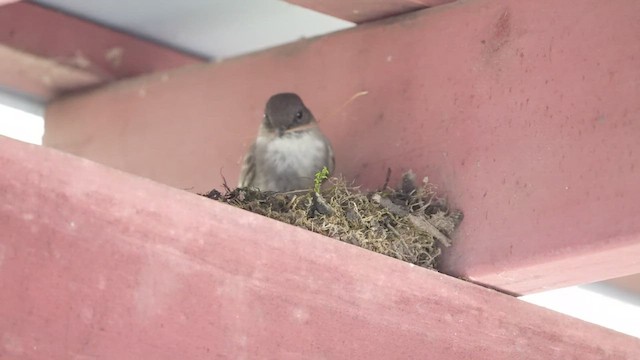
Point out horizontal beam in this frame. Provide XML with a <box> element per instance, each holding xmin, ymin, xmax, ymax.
<box><xmin>44</xmin><ymin>0</ymin><xmax>640</xmax><ymax>295</ymax></box>
<box><xmin>0</xmin><ymin>2</ymin><xmax>203</xmax><ymax>100</ymax></box>
<box><xmin>287</xmin><ymin>0</ymin><xmax>455</xmax><ymax>23</ymax></box>
<box><xmin>1</xmin><ymin>135</ymin><xmax>639</xmax><ymax>358</ymax></box>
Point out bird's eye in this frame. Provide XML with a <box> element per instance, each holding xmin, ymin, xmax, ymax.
<box><xmin>295</xmin><ymin>111</ymin><xmax>303</xmax><ymax>120</ymax></box>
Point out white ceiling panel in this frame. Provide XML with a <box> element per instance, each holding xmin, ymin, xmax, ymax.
<box><xmin>33</xmin><ymin>0</ymin><xmax>353</xmax><ymax>60</ymax></box>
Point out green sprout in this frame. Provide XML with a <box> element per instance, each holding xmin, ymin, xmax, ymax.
<box><xmin>314</xmin><ymin>166</ymin><xmax>330</xmax><ymax>193</ymax></box>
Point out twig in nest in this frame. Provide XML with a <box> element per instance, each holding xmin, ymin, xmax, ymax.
<box><xmin>308</xmin><ymin>192</ymin><xmax>334</xmax><ymax>218</ymax></box>
<box><xmin>371</xmin><ymin>194</ymin><xmax>408</xmax><ymax>216</ymax></box>
<box><xmin>279</xmin><ymin>189</ymin><xmax>311</xmax><ymax>196</ymax></box>
<box><xmin>220</xmin><ymin>168</ymin><xmax>231</xmax><ymax>193</ymax></box>
<box><xmin>382</xmin><ymin>168</ymin><xmax>392</xmax><ymax>190</ymax></box>
<box><xmin>385</xmin><ymin>223</ymin><xmax>401</xmax><ymax>237</ymax></box>
<box><xmin>407</xmin><ymin>215</ymin><xmax>452</xmax><ymax>247</ymax></box>
<box><xmin>372</xmin><ymin>193</ymin><xmax>452</xmax><ymax>247</ymax></box>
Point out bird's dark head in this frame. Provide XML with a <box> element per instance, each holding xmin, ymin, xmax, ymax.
<box><xmin>264</xmin><ymin>93</ymin><xmax>315</xmax><ymax>135</ymax></box>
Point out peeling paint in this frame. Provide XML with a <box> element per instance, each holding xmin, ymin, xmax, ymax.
<box><xmin>105</xmin><ymin>47</ymin><xmax>124</xmax><ymax>68</ymax></box>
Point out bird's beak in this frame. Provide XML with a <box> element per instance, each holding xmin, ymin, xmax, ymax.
<box><xmin>283</xmin><ymin>122</ymin><xmax>316</xmax><ymax>135</ymax></box>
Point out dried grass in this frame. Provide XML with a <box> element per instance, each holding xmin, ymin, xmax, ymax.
<box><xmin>202</xmin><ymin>172</ymin><xmax>462</xmax><ymax>269</ymax></box>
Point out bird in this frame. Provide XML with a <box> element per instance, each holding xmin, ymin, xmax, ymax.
<box><xmin>238</xmin><ymin>93</ymin><xmax>334</xmax><ymax>192</ymax></box>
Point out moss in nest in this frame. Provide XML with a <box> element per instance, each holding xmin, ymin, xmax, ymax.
<box><xmin>202</xmin><ymin>171</ymin><xmax>462</xmax><ymax>269</ymax></box>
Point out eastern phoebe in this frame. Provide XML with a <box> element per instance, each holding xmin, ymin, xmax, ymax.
<box><xmin>239</xmin><ymin>93</ymin><xmax>334</xmax><ymax>192</ymax></box>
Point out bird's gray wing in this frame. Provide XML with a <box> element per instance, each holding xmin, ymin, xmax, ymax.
<box><xmin>238</xmin><ymin>143</ymin><xmax>257</xmax><ymax>188</ymax></box>
<box><xmin>325</xmin><ymin>139</ymin><xmax>335</xmax><ymax>174</ymax></box>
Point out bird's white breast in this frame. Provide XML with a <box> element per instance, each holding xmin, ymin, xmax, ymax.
<box><xmin>263</xmin><ymin>131</ymin><xmax>327</xmax><ymax>175</ymax></box>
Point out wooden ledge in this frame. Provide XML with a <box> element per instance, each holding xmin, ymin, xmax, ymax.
<box><xmin>2</xmin><ymin>135</ymin><xmax>640</xmax><ymax>358</ymax></box>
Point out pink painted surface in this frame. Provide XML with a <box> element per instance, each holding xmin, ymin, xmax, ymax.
<box><xmin>286</xmin><ymin>0</ymin><xmax>455</xmax><ymax>23</ymax></box>
<box><xmin>1</xmin><ymin>135</ymin><xmax>639</xmax><ymax>359</ymax></box>
<box><xmin>45</xmin><ymin>0</ymin><xmax>640</xmax><ymax>295</ymax></box>
<box><xmin>0</xmin><ymin>0</ymin><xmax>19</xmax><ymax>6</ymax></box>
<box><xmin>0</xmin><ymin>44</ymin><xmax>103</xmax><ymax>99</ymax></box>
<box><xmin>0</xmin><ymin>2</ymin><xmax>203</xmax><ymax>99</ymax></box>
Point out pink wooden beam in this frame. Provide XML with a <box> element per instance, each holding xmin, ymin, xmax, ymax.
<box><xmin>605</xmin><ymin>274</ymin><xmax>640</xmax><ymax>294</ymax></box>
<box><xmin>0</xmin><ymin>44</ymin><xmax>103</xmax><ymax>99</ymax></box>
<box><xmin>0</xmin><ymin>2</ymin><xmax>203</xmax><ymax>100</ymax></box>
<box><xmin>287</xmin><ymin>0</ymin><xmax>455</xmax><ymax>23</ymax></box>
<box><xmin>1</xmin><ymin>135</ymin><xmax>639</xmax><ymax>359</ymax></box>
<box><xmin>44</xmin><ymin>0</ymin><xmax>640</xmax><ymax>295</ymax></box>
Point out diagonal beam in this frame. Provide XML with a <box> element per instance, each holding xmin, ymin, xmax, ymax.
<box><xmin>0</xmin><ymin>43</ymin><xmax>103</xmax><ymax>100</ymax></box>
<box><xmin>44</xmin><ymin>0</ymin><xmax>640</xmax><ymax>295</ymax></box>
<box><xmin>0</xmin><ymin>2</ymin><xmax>203</xmax><ymax>100</ymax></box>
<box><xmin>1</xmin><ymin>135</ymin><xmax>639</xmax><ymax>358</ymax></box>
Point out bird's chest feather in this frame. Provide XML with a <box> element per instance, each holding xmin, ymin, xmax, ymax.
<box><xmin>259</xmin><ymin>132</ymin><xmax>326</xmax><ymax>175</ymax></box>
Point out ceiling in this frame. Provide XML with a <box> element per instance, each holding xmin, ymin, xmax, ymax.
<box><xmin>32</xmin><ymin>0</ymin><xmax>354</xmax><ymax>60</ymax></box>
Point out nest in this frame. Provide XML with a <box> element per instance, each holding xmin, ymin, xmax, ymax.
<box><xmin>202</xmin><ymin>171</ymin><xmax>463</xmax><ymax>269</ymax></box>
